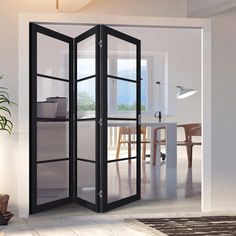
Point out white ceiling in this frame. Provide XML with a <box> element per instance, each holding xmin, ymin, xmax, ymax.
<box><xmin>188</xmin><ymin>0</ymin><xmax>236</xmax><ymax>17</ymax></box>
<box><xmin>57</xmin><ymin>0</ymin><xmax>93</xmax><ymax>12</ymax></box>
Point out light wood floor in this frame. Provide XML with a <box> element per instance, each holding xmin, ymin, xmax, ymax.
<box><xmin>1</xmin><ymin>147</ymin><xmax>202</xmax><ymax>235</ymax></box>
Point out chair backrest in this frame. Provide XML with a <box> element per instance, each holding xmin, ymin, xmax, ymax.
<box><xmin>189</xmin><ymin>126</ymin><xmax>201</xmax><ymax>136</ymax></box>
<box><xmin>177</xmin><ymin>123</ymin><xmax>201</xmax><ymax>141</ymax></box>
<box><xmin>120</xmin><ymin>126</ymin><xmax>146</xmax><ymax>135</ymax></box>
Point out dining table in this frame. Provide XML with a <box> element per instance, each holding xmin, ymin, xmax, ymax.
<box><xmin>108</xmin><ymin>121</ymin><xmax>177</xmax><ymax>168</ymax></box>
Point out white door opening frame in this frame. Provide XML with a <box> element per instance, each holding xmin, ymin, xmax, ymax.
<box><xmin>18</xmin><ymin>13</ymin><xmax>211</xmax><ymax>217</ymax></box>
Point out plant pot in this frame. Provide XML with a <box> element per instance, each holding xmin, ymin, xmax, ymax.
<box><xmin>0</xmin><ymin>194</ymin><xmax>13</xmax><ymax>225</ymax></box>
<box><xmin>0</xmin><ymin>194</ymin><xmax>9</xmax><ymax>214</ymax></box>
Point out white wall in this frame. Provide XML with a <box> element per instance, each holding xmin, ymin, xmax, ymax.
<box><xmin>81</xmin><ymin>0</ymin><xmax>187</xmax><ymax>17</ymax></box>
<box><xmin>211</xmin><ymin>7</ymin><xmax>236</xmax><ymax>211</ymax></box>
<box><xmin>19</xmin><ymin>14</ymin><xmax>211</xmax><ymax>217</ymax></box>
<box><xmin>0</xmin><ymin>0</ymin><xmax>187</xmax><ymax>215</ymax></box>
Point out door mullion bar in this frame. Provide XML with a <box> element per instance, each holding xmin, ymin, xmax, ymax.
<box><xmin>96</xmin><ymin>25</ymin><xmax>101</xmax><ymax>212</ymax></box>
<box><xmin>99</xmin><ymin>25</ymin><xmax>108</xmax><ymax>212</ymax></box>
<box><xmin>68</xmin><ymin>36</ymin><xmax>74</xmax><ymax>202</ymax></box>
<box><xmin>37</xmin><ymin>73</ymin><xmax>69</xmax><ymax>82</ymax></box>
<box><xmin>136</xmin><ymin>39</ymin><xmax>141</xmax><ymax>200</ymax></box>
<box><xmin>29</xmin><ymin>23</ymin><xmax>38</xmax><ymax>214</ymax></box>
<box><xmin>73</xmin><ymin>38</ymin><xmax>78</xmax><ymax>202</ymax></box>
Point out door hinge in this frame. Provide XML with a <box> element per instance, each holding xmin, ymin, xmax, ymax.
<box><xmin>99</xmin><ymin>190</ymin><xmax>103</xmax><ymax>198</ymax></box>
<box><xmin>99</xmin><ymin>118</ymin><xmax>103</xmax><ymax>126</ymax></box>
<box><xmin>98</xmin><ymin>40</ymin><xmax>103</xmax><ymax>48</ymax></box>
<box><xmin>138</xmin><ymin>114</ymin><xmax>141</xmax><ymax>125</ymax></box>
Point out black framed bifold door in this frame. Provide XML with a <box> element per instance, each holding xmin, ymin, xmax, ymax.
<box><xmin>100</xmin><ymin>26</ymin><xmax>141</xmax><ymax>212</ymax></box>
<box><xmin>30</xmin><ymin>24</ymin><xmax>141</xmax><ymax>214</ymax></box>
<box><xmin>74</xmin><ymin>26</ymin><xmax>100</xmax><ymax>212</ymax></box>
<box><xmin>30</xmin><ymin>23</ymin><xmax>74</xmax><ymax>214</ymax></box>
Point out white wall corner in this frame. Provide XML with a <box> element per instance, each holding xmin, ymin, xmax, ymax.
<box><xmin>201</xmin><ymin>19</ymin><xmax>212</xmax><ymax>212</ymax></box>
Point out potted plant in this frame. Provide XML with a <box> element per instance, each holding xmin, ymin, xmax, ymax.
<box><xmin>0</xmin><ymin>75</ymin><xmax>14</xmax><ymax>225</ymax></box>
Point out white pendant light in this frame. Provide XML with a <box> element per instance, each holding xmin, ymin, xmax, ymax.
<box><xmin>176</xmin><ymin>86</ymin><xmax>197</xmax><ymax>99</ymax></box>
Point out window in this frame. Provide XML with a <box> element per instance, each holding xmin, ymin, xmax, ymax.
<box><xmin>116</xmin><ymin>59</ymin><xmax>148</xmax><ymax>112</ymax></box>
<box><xmin>77</xmin><ymin>56</ymin><xmax>153</xmax><ymax>115</ymax></box>
<box><xmin>108</xmin><ymin>57</ymin><xmax>150</xmax><ymax>114</ymax></box>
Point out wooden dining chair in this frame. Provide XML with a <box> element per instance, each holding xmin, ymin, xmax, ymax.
<box><xmin>116</xmin><ymin>126</ymin><xmax>149</xmax><ymax>163</ymax></box>
<box><xmin>153</xmin><ymin>123</ymin><xmax>201</xmax><ymax>168</ymax></box>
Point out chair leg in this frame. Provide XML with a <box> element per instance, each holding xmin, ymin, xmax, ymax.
<box><xmin>142</xmin><ymin>143</ymin><xmax>146</xmax><ymax>161</ymax></box>
<box><xmin>128</xmin><ymin>142</ymin><xmax>131</xmax><ymax>164</ymax></box>
<box><xmin>153</xmin><ymin>142</ymin><xmax>157</xmax><ymax>166</ymax></box>
<box><xmin>186</xmin><ymin>145</ymin><xmax>193</xmax><ymax>168</ymax></box>
<box><xmin>116</xmin><ymin>129</ymin><xmax>122</xmax><ymax>160</ymax></box>
<box><xmin>127</xmin><ymin>132</ymin><xmax>132</xmax><ymax>163</ymax></box>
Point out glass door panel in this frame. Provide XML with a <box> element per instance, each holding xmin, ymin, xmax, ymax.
<box><xmin>77</xmin><ymin>161</ymin><xmax>96</xmax><ymax>203</ymax></box>
<box><xmin>75</xmin><ymin>26</ymin><xmax>99</xmax><ymax>212</ymax></box>
<box><xmin>107</xmin><ymin>35</ymin><xmax>137</xmax><ymax>81</ymax></box>
<box><xmin>37</xmin><ymin>33</ymin><xmax>70</xmax><ymax>80</ymax></box>
<box><xmin>30</xmin><ymin>23</ymin><xmax>73</xmax><ymax>213</ymax></box>
<box><xmin>77</xmin><ymin>78</ymin><xmax>96</xmax><ymax>119</ymax></box>
<box><xmin>77</xmin><ymin>34</ymin><xmax>96</xmax><ymax>80</ymax></box>
<box><xmin>107</xmin><ymin>159</ymin><xmax>137</xmax><ymax>203</ymax></box>
<box><xmin>107</xmin><ymin>78</ymin><xmax>137</xmax><ymax>119</ymax></box>
<box><xmin>37</xmin><ymin>161</ymin><xmax>69</xmax><ymax>205</ymax></box>
<box><xmin>101</xmin><ymin>26</ymin><xmax>141</xmax><ymax>212</ymax></box>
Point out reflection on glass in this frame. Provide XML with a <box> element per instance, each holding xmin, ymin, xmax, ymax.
<box><xmin>37</xmin><ymin>161</ymin><xmax>69</xmax><ymax>205</ymax></box>
<box><xmin>77</xmin><ymin>121</ymin><xmax>95</xmax><ymax>161</ymax></box>
<box><xmin>107</xmin><ymin>121</ymin><xmax>137</xmax><ymax>161</ymax></box>
<box><xmin>37</xmin><ymin>122</ymin><xmax>69</xmax><ymax>162</ymax></box>
<box><xmin>37</xmin><ymin>33</ymin><xmax>69</xmax><ymax>79</ymax></box>
<box><xmin>37</xmin><ymin>76</ymin><xmax>69</xmax><ymax>119</ymax></box>
<box><xmin>77</xmin><ymin>161</ymin><xmax>95</xmax><ymax>203</ymax></box>
<box><xmin>77</xmin><ymin>35</ymin><xmax>95</xmax><ymax>79</ymax></box>
<box><xmin>108</xmin><ymin>35</ymin><xmax>136</xmax><ymax>81</ymax></box>
<box><xmin>141</xmin><ymin>59</ymin><xmax>148</xmax><ymax>111</ymax></box>
<box><xmin>77</xmin><ymin>78</ymin><xmax>95</xmax><ymax>119</ymax></box>
<box><xmin>107</xmin><ymin>160</ymin><xmax>137</xmax><ymax>203</ymax></box>
<box><xmin>117</xmin><ymin>59</ymin><xmax>136</xmax><ymax>80</ymax></box>
<box><xmin>108</xmin><ymin>78</ymin><xmax>136</xmax><ymax>118</ymax></box>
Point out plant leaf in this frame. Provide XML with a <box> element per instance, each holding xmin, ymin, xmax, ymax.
<box><xmin>0</xmin><ymin>90</ymin><xmax>9</xmax><ymax>97</ymax></box>
<box><xmin>0</xmin><ymin>106</ymin><xmax>11</xmax><ymax>116</ymax></box>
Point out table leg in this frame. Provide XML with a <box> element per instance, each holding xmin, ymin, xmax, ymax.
<box><xmin>165</xmin><ymin>123</ymin><xmax>177</xmax><ymax>168</ymax></box>
<box><xmin>150</xmin><ymin>127</ymin><xmax>161</xmax><ymax>166</ymax></box>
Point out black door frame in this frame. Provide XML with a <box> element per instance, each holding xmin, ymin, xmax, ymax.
<box><xmin>99</xmin><ymin>26</ymin><xmax>141</xmax><ymax>212</ymax></box>
<box><xmin>29</xmin><ymin>23</ymin><xmax>74</xmax><ymax>214</ymax></box>
<box><xmin>30</xmin><ymin>23</ymin><xmax>141</xmax><ymax>214</ymax></box>
<box><xmin>74</xmin><ymin>25</ymin><xmax>100</xmax><ymax>212</ymax></box>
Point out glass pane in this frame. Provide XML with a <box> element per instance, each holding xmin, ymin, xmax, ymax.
<box><xmin>37</xmin><ymin>33</ymin><xmax>69</xmax><ymax>79</ymax></box>
<box><xmin>37</xmin><ymin>76</ymin><xmax>69</xmax><ymax>119</ymax></box>
<box><xmin>107</xmin><ymin>120</ymin><xmax>137</xmax><ymax>161</ymax></box>
<box><xmin>108</xmin><ymin>78</ymin><xmax>136</xmax><ymax>118</ymax></box>
<box><xmin>37</xmin><ymin>122</ymin><xmax>69</xmax><ymax>162</ymax></box>
<box><xmin>77</xmin><ymin>35</ymin><xmax>95</xmax><ymax>80</ymax></box>
<box><xmin>77</xmin><ymin>161</ymin><xmax>95</xmax><ymax>203</ymax></box>
<box><xmin>107</xmin><ymin>159</ymin><xmax>137</xmax><ymax>203</ymax></box>
<box><xmin>77</xmin><ymin>78</ymin><xmax>95</xmax><ymax>119</ymax></box>
<box><xmin>108</xmin><ymin>35</ymin><xmax>136</xmax><ymax>81</ymax></box>
<box><xmin>77</xmin><ymin>121</ymin><xmax>95</xmax><ymax>161</ymax></box>
<box><xmin>37</xmin><ymin>161</ymin><xmax>69</xmax><ymax>205</ymax></box>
